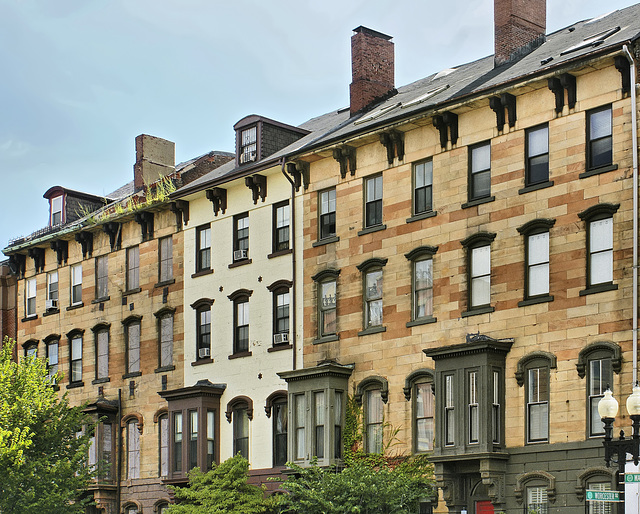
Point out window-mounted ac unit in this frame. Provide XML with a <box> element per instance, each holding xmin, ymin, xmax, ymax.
<box><xmin>240</xmin><ymin>151</ymin><xmax>257</xmax><ymax>164</ymax></box>
<box><xmin>234</xmin><ymin>249</ymin><xmax>248</xmax><ymax>261</ymax></box>
<box><xmin>273</xmin><ymin>333</ymin><xmax>289</xmax><ymax>345</ymax></box>
<box><xmin>199</xmin><ymin>347</ymin><xmax>210</xmax><ymax>359</ymax></box>
<box><xmin>45</xmin><ymin>299</ymin><xmax>58</xmax><ymax>311</ymax></box>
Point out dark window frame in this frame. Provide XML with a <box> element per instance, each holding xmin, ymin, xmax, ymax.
<box><xmin>318</xmin><ymin>188</ymin><xmax>337</xmax><ymax>241</ymax></box>
<box><xmin>233</xmin><ymin>296</ymin><xmax>250</xmax><ymax>354</ymax></box>
<box><xmin>126</xmin><ymin>246</ymin><xmax>140</xmax><ymax>292</ymax></box>
<box><xmin>586</xmin><ymin>104</ymin><xmax>613</xmax><ymax>171</ymax></box>
<box><xmin>468</xmin><ymin>141</ymin><xmax>491</xmax><ymax>202</ymax></box>
<box><xmin>272</xmin><ymin>201</ymin><xmax>290</xmax><ymax>253</ymax></box>
<box><xmin>123</xmin><ymin>316</ymin><xmax>142</xmax><ymax>376</ymax></box>
<box><xmin>524</xmin><ymin>357</ymin><xmax>551</xmax><ymax>444</ymax></box>
<box><xmin>92</xmin><ymin>323</ymin><xmax>110</xmax><ymax>382</ymax></box>
<box><xmin>159</xmin><ymin>236</ymin><xmax>173</xmax><ymax>283</ymax></box>
<box><xmin>68</xmin><ymin>329</ymin><xmax>84</xmax><ymax>384</ymax></box>
<box><xmin>196</xmin><ymin>304</ymin><xmax>212</xmax><ymax>361</ymax></box>
<box><xmin>525</xmin><ymin>124</ymin><xmax>550</xmax><ymax>187</ymax></box>
<box><xmin>312</xmin><ymin>269</ymin><xmax>340</xmax><ymax>340</ymax></box>
<box><xmin>461</xmin><ymin>232</ymin><xmax>496</xmax><ymax>314</ymax></box>
<box><xmin>155</xmin><ymin>308</ymin><xmax>175</xmax><ymax>369</ymax></box>
<box><xmin>517</xmin><ymin>219</ymin><xmax>555</xmax><ymax>303</ymax></box>
<box><xmin>196</xmin><ymin>224</ymin><xmax>211</xmax><ymax>273</ymax></box>
<box><xmin>357</xmin><ymin>258</ymin><xmax>388</xmax><ymax>331</ymax></box>
<box><xmin>70</xmin><ymin>263</ymin><xmax>82</xmax><ymax>305</ymax></box>
<box><xmin>363</xmin><ymin>174</ymin><xmax>383</xmax><ymax>229</ymax></box>
<box><xmin>233</xmin><ymin>213</ymin><xmax>249</xmax><ymax>261</ymax></box>
<box><xmin>405</xmin><ymin>246</ymin><xmax>438</xmax><ymax>324</ymax></box>
<box><xmin>95</xmin><ymin>255</ymin><xmax>108</xmax><ymax>299</ymax></box>
<box><xmin>413</xmin><ymin>159</ymin><xmax>433</xmax><ymax>216</ymax></box>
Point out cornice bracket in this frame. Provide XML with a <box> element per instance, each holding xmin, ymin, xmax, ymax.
<box><xmin>333</xmin><ymin>146</ymin><xmax>357</xmax><ymax>179</ymax></box>
<box><xmin>134</xmin><ymin>211</ymin><xmax>154</xmax><ymax>241</ymax></box>
<box><xmin>245</xmin><ymin>174</ymin><xmax>267</xmax><ymax>204</ymax></box>
<box><xmin>74</xmin><ymin>231</ymin><xmax>94</xmax><ymax>259</ymax></box>
<box><xmin>206</xmin><ymin>188</ymin><xmax>227</xmax><ymax>216</ymax></box>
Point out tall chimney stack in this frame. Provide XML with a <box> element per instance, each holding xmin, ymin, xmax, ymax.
<box><xmin>133</xmin><ymin>134</ymin><xmax>175</xmax><ymax>191</ymax></box>
<box><xmin>494</xmin><ymin>0</ymin><xmax>546</xmax><ymax>67</ymax></box>
<box><xmin>349</xmin><ymin>26</ymin><xmax>395</xmax><ymax>116</ymax></box>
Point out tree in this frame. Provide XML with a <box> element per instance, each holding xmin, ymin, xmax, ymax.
<box><xmin>0</xmin><ymin>337</ymin><xmax>94</xmax><ymax>514</ymax></box>
<box><xmin>167</xmin><ymin>453</ymin><xmax>274</xmax><ymax>514</ymax></box>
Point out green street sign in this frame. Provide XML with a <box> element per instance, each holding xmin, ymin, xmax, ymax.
<box><xmin>626</xmin><ymin>473</ymin><xmax>640</xmax><ymax>483</ymax></box>
<box><xmin>586</xmin><ymin>490</ymin><xmax>622</xmax><ymax>502</ymax></box>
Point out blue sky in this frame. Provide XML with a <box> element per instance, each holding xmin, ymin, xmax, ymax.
<box><xmin>0</xmin><ymin>0</ymin><xmax>635</xmax><ymax>250</ymax></box>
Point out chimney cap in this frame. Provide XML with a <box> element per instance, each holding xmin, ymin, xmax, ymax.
<box><xmin>352</xmin><ymin>26</ymin><xmax>393</xmax><ymax>41</ymax></box>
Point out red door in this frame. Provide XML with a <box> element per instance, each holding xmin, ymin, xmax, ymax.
<box><xmin>475</xmin><ymin>501</ymin><xmax>494</xmax><ymax>514</ymax></box>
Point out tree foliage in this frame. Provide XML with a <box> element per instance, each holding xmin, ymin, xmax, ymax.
<box><xmin>0</xmin><ymin>337</ymin><xmax>94</xmax><ymax>514</ymax></box>
<box><xmin>167</xmin><ymin>453</ymin><xmax>275</xmax><ymax>514</ymax></box>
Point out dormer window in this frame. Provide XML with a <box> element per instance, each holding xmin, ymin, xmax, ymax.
<box><xmin>51</xmin><ymin>195</ymin><xmax>63</xmax><ymax>226</ymax></box>
<box><xmin>240</xmin><ymin>127</ymin><xmax>257</xmax><ymax>164</ymax></box>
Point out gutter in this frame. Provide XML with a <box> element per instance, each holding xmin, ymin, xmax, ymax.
<box><xmin>280</xmin><ymin>158</ymin><xmax>297</xmax><ymax>371</ymax></box>
<box><xmin>116</xmin><ymin>389</ymin><xmax>122</xmax><ymax>514</ymax></box>
<box><xmin>623</xmin><ymin>44</ymin><xmax>639</xmax><ymax>385</ymax></box>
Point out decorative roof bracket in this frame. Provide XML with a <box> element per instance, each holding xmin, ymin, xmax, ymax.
<box><xmin>333</xmin><ymin>146</ymin><xmax>356</xmax><ymax>179</ymax></box>
<box><xmin>8</xmin><ymin>254</ymin><xmax>26</xmax><ymax>278</ymax></box>
<box><xmin>75</xmin><ymin>231</ymin><xmax>94</xmax><ymax>259</ymax></box>
<box><xmin>433</xmin><ymin>111</ymin><xmax>458</xmax><ymax>149</ymax></box>
<box><xmin>245</xmin><ymin>174</ymin><xmax>267</xmax><ymax>204</ymax></box>
<box><xmin>548</xmin><ymin>73</ymin><xmax>576</xmax><ymax>113</ymax></box>
<box><xmin>134</xmin><ymin>211</ymin><xmax>154</xmax><ymax>241</ymax></box>
<box><xmin>50</xmin><ymin>239</ymin><xmax>68</xmax><ymax>266</ymax></box>
<box><xmin>103</xmin><ymin>222</ymin><xmax>122</xmax><ymax>251</ymax></box>
<box><xmin>27</xmin><ymin>247</ymin><xmax>45</xmax><ymax>273</ymax></box>
<box><xmin>206</xmin><ymin>188</ymin><xmax>227</xmax><ymax>216</ymax></box>
<box><xmin>489</xmin><ymin>93</ymin><xmax>516</xmax><ymax>130</ymax></box>
<box><xmin>615</xmin><ymin>55</ymin><xmax>631</xmax><ymax>95</ymax></box>
<box><xmin>170</xmin><ymin>200</ymin><xmax>189</xmax><ymax>229</ymax></box>
<box><xmin>286</xmin><ymin>161</ymin><xmax>310</xmax><ymax>192</ymax></box>
<box><xmin>379</xmin><ymin>130</ymin><xmax>405</xmax><ymax>165</ymax></box>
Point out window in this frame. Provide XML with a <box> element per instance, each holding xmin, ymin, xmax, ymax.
<box><xmin>518</xmin><ymin>220</ymin><xmax>555</xmax><ymax>303</ymax></box>
<box><xmin>527</xmin><ymin>486</ymin><xmax>548</xmax><ymax>514</ymax></box>
<box><xmin>240</xmin><ymin>126</ymin><xmax>257</xmax><ymax>164</ymax></box>
<box><xmin>173</xmin><ymin>412</ymin><xmax>183</xmax><ymax>472</ymax></box>
<box><xmin>95</xmin><ymin>256</ymin><xmax>108</xmax><ymax>299</ymax></box>
<box><xmin>51</xmin><ymin>195</ymin><xmax>63</xmax><ymax>226</ymax></box>
<box><xmin>233</xmin><ymin>404</ymin><xmax>249</xmax><ymax>459</ymax></box>
<box><xmin>189</xmin><ymin>410</ymin><xmax>198</xmax><ymax>471</ymax></box>
<box><xmin>334</xmin><ymin>391</ymin><xmax>343</xmax><ymax>459</ymax></box>
<box><xmin>294</xmin><ymin>394</ymin><xmax>305</xmax><ymax>460</ymax></box>
<box><xmin>364</xmin><ymin>175</ymin><xmax>383</xmax><ymax>228</ymax></box>
<box><xmin>272</xmin><ymin>398</ymin><xmax>288</xmax><ymax>467</ymax></box>
<box><xmin>492</xmin><ymin>370</ymin><xmax>500</xmax><ymax>444</ymax></box>
<box><xmin>579</xmin><ymin>204</ymin><xmax>619</xmax><ymax>293</ymax></box>
<box><xmin>70</xmin><ymin>334</ymin><xmax>83</xmax><ymax>383</ymax></box>
<box><xmin>414</xmin><ymin>258</ymin><xmax>433</xmax><ymax>319</ymax></box>
<box><xmin>461</xmin><ymin>233</ymin><xmax>496</xmax><ymax>314</ymax></box>
<box><xmin>587</xmin><ymin>105</ymin><xmax>612</xmax><ymax>170</ymax></box>
<box><xmin>71</xmin><ymin>264</ymin><xmax>82</xmax><ymax>305</ymax></box>
<box><xmin>24</xmin><ymin>340</ymin><xmax>37</xmax><ymax>358</ymax></box>
<box><xmin>314</xmin><ymin>391</ymin><xmax>325</xmax><ymax>458</ymax></box>
<box><xmin>46</xmin><ymin>338</ymin><xmax>59</xmax><ymax>380</ymax></box>
<box><xmin>95</xmin><ymin>328</ymin><xmax>109</xmax><ymax>381</ymax></box>
<box><xmin>196</xmin><ymin>225</ymin><xmax>211</xmax><ymax>272</ymax></box>
<box><xmin>525</xmin><ymin>124</ymin><xmax>549</xmax><ymax>186</ymax></box>
<box><xmin>318</xmin><ymin>188</ymin><xmax>336</xmax><ymax>240</ymax></box>
<box><xmin>273</xmin><ymin>289</ymin><xmax>290</xmax><ymax>343</ymax></box>
<box><xmin>127</xmin><ymin>421</ymin><xmax>140</xmax><ymax>479</ymax></box>
<box><xmin>312</xmin><ymin>269</ymin><xmax>339</xmax><ymax>339</ymax></box>
<box><xmin>159</xmin><ymin>414</ymin><xmax>169</xmax><ymax>477</ymax></box>
<box><xmin>25</xmin><ymin>278</ymin><xmax>36</xmax><ymax>317</ymax></box>
<box><xmin>413</xmin><ymin>159</ymin><xmax>433</xmax><ymax>215</ymax></box>
<box><xmin>233</xmin><ymin>213</ymin><xmax>249</xmax><ymax>261</ymax></box>
<box><xmin>273</xmin><ymin>202</ymin><xmax>290</xmax><ymax>252</ymax></box>
<box><xmin>47</xmin><ymin>271</ymin><xmax>58</xmax><ymax>303</ymax></box>
<box><xmin>206</xmin><ymin>410</ymin><xmax>215</xmax><ymax>469</ymax></box>
<box><xmin>587</xmin><ymin>482</ymin><xmax>612</xmax><ymax>514</ymax></box>
<box><xmin>588</xmin><ymin>358</ymin><xmax>612</xmax><ymax>436</ymax></box>
<box><xmin>469</xmin><ymin>141</ymin><xmax>491</xmax><ymax>201</ymax></box>
<box><xmin>159</xmin><ymin>236</ymin><xmax>173</xmax><ymax>282</ymax></box>
<box><xmin>125</xmin><ymin>319</ymin><xmax>141</xmax><ymax>375</ymax></box>
<box><xmin>365</xmin><ymin>389</ymin><xmax>383</xmax><ymax>453</ymax></box>
<box><xmin>527</xmin><ymin>366</ymin><xmax>549</xmax><ymax>443</ymax></box>
<box><xmin>414</xmin><ymin>381</ymin><xmax>434</xmax><ymax>452</ymax></box>
<box><xmin>234</xmin><ymin>298</ymin><xmax>249</xmax><ymax>354</ymax></box>
<box><xmin>444</xmin><ymin>374</ymin><xmax>455</xmax><ymax>446</ymax></box>
<box><xmin>99</xmin><ymin>422</ymin><xmax>114</xmax><ymax>480</ymax></box>
<box><xmin>196</xmin><ymin>306</ymin><xmax>211</xmax><ymax>360</ymax></box>
<box><xmin>468</xmin><ymin>371</ymin><xmax>479</xmax><ymax>444</ymax></box>
<box><xmin>127</xmin><ymin>246</ymin><xmax>139</xmax><ymax>291</ymax></box>
<box><xmin>158</xmin><ymin>312</ymin><xmax>174</xmax><ymax>368</ymax></box>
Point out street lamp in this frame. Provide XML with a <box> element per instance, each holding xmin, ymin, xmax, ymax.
<box><xmin>597</xmin><ymin>384</ymin><xmax>640</xmax><ymax>513</ymax></box>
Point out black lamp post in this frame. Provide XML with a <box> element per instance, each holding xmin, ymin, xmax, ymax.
<box><xmin>597</xmin><ymin>385</ymin><xmax>640</xmax><ymax>514</ymax></box>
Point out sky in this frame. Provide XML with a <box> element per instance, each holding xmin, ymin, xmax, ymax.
<box><xmin>0</xmin><ymin>0</ymin><xmax>637</xmax><ymax>251</ymax></box>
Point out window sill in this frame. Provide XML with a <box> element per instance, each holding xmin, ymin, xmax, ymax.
<box><xmin>518</xmin><ymin>295</ymin><xmax>554</xmax><ymax>307</ymax></box>
<box><xmin>154</xmin><ymin>279</ymin><xmax>175</xmax><ymax>288</ymax></box>
<box><xmin>579</xmin><ymin>163</ymin><xmax>618</xmax><ymax>179</ymax></box>
<box><xmin>406</xmin><ymin>316</ymin><xmax>437</xmax><ymax>328</ymax></box>
<box><xmin>313</xmin><ymin>334</ymin><xmax>340</xmax><ymax>345</ymax></box>
<box><xmin>228</xmin><ymin>259</ymin><xmax>252</xmax><ymax>269</ymax></box>
<box><xmin>228</xmin><ymin>351</ymin><xmax>252</xmax><ymax>360</ymax></box>
<box><xmin>42</xmin><ymin>309</ymin><xmax>60</xmax><ymax>317</ymax></box>
<box><xmin>461</xmin><ymin>196</ymin><xmax>495</xmax><ymax>209</ymax></box>
<box><xmin>67</xmin><ymin>382</ymin><xmax>84</xmax><ymax>390</ymax></box>
<box><xmin>579</xmin><ymin>283</ymin><xmax>618</xmax><ymax>296</ymax></box>
<box><xmin>67</xmin><ymin>303</ymin><xmax>84</xmax><ymax>311</ymax></box>
<box><xmin>92</xmin><ymin>377</ymin><xmax>110</xmax><ymax>385</ymax></box>
<box><xmin>122</xmin><ymin>371</ymin><xmax>142</xmax><ymax>379</ymax></box>
<box><xmin>268</xmin><ymin>344</ymin><xmax>293</xmax><ymax>353</ymax></box>
<box><xmin>92</xmin><ymin>296</ymin><xmax>110</xmax><ymax>304</ymax></box>
<box><xmin>312</xmin><ymin>236</ymin><xmax>340</xmax><ymax>248</ymax></box>
<box><xmin>155</xmin><ymin>365</ymin><xmax>176</xmax><ymax>373</ymax></box>
<box><xmin>123</xmin><ymin>287</ymin><xmax>142</xmax><ymax>296</ymax></box>
<box><xmin>518</xmin><ymin>181</ymin><xmax>554</xmax><ymax>195</ymax></box>
<box><xmin>22</xmin><ymin>314</ymin><xmax>38</xmax><ymax>322</ymax></box>
<box><xmin>268</xmin><ymin>248</ymin><xmax>293</xmax><ymax>259</ymax></box>
<box><xmin>461</xmin><ymin>306</ymin><xmax>495</xmax><ymax>317</ymax></box>
<box><xmin>191</xmin><ymin>358</ymin><xmax>213</xmax><ymax>366</ymax></box>
<box><xmin>406</xmin><ymin>211</ymin><xmax>437</xmax><ymax>224</ymax></box>
<box><xmin>357</xmin><ymin>224</ymin><xmax>387</xmax><ymax>236</ymax></box>
<box><xmin>191</xmin><ymin>269</ymin><xmax>213</xmax><ymax>279</ymax></box>
<box><xmin>358</xmin><ymin>325</ymin><xmax>386</xmax><ymax>337</ymax></box>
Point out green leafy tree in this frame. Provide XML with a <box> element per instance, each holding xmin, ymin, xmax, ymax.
<box><xmin>0</xmin><ymin>337</ymin><xmax>94</xmax><ymax>514</ymax></box>
<box><xmin>167</xmin><ymin>453</ymin><xmax>274</xmax><ymax>514</ymax></box>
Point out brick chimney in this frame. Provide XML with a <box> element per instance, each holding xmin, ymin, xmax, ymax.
<box><xmin>494</xmin><ymin>0</ymin><xmax>546</xmax><ymax>67</ymax></box>
<box><xmin>349</xmin><ymin>26</ymin><xmax>395</xmax><ymax>116</ymax></box>
<box><xmin>133</xmin><ymin>134</ymin><xmax>175</xmax><ymax>190</ymax></box>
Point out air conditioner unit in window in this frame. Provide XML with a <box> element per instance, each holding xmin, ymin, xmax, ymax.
<box><xmin>199</xmin><ymin>347</ymin><xmax>210</xmax><ymax>359</ymax></box>
<box><xmin>233</xmin><ymin>249</ymin><xmax>248</xmax><ymax>261</ymax></box>
<box><xmin>45</xmin><ymin>299</ymin><xmax>58</xmax><ymax>311</ymax></box>
<box><xmin>273</xmin><ymin>333</ymin><xmax>289</xmax><ymax>345</ymax></box>
<box><xmin>240</xmin><ymin>151</ymin><xmax>257</xmax><ymax>164</ymax></box>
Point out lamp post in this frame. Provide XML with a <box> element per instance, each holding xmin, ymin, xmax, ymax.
<box><xmin>597</xmin><ymin>384</ymin><xmax>640</xmax><ymax>514</ymax></box>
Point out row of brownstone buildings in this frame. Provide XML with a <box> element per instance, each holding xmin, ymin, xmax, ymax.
<box><xmin>3</xmin><ymin>1</ymin><xmax>640</xmax><ymax>513</ymax></box>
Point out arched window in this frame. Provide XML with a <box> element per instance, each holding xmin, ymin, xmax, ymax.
<box><xmin>356</xmin><ymin>376</ymin><xmax>389</xmax><ymax>453</ymax></box>
<box><xmin>311</xmin><ymin>269</ymin><xmax>340</xmax><ymax>342</ymax></box>
<box><xmin>155</xmin><ymin>307</ymin><xmax>175</xmax><ymax>370</ymax></box>
<box><xmin>516</xmin><ymin>351</ymin><xmax>556</xmax><ymax>444</ymax></box>
<box><xmin>357</xmin><ymin>258</ymin><xmax>388</xmax><ymax>334</ymax></box>
<box><xmin>405</xmin><ymin>246</ymin><xmax>438</xmax><ymax>326</ymax></box>
<box><xmin>226</xmin><ymin>396</ymin><xmax>253</xmax><ymax>460</ymax></box>
<box><xmin>404</xmin><ymin>369</ymin><xmax>435</xmax><ymax>453</ymax></box>
<box><xmin>266</xmin><ymin>391</ymin><xmax>288</xmax><ymax>467</ymax></box>
<box><xmin>227</xmin><ymin>290</ymin><xmax>253</xmax><ymax>356</ymax></box>
<box><xmin>122</xmin><ymin>315</ymin><xmax>142</xmax><ymax>377</ymax></box>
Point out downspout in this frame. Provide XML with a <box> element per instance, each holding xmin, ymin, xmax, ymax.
<box><xmin>117</xmin><ymin>389</ymin><xmax>122</xmax><ymax>513</ymax></box>
<box><xmin>623</xmin><ymin>44</ymin><xmax>639</xmax><ymax>385</ymax></box>
<box><xmin>281</xmin><ymin>158</ymin><xmax>297</xmax><ymax>370</ymax></box>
